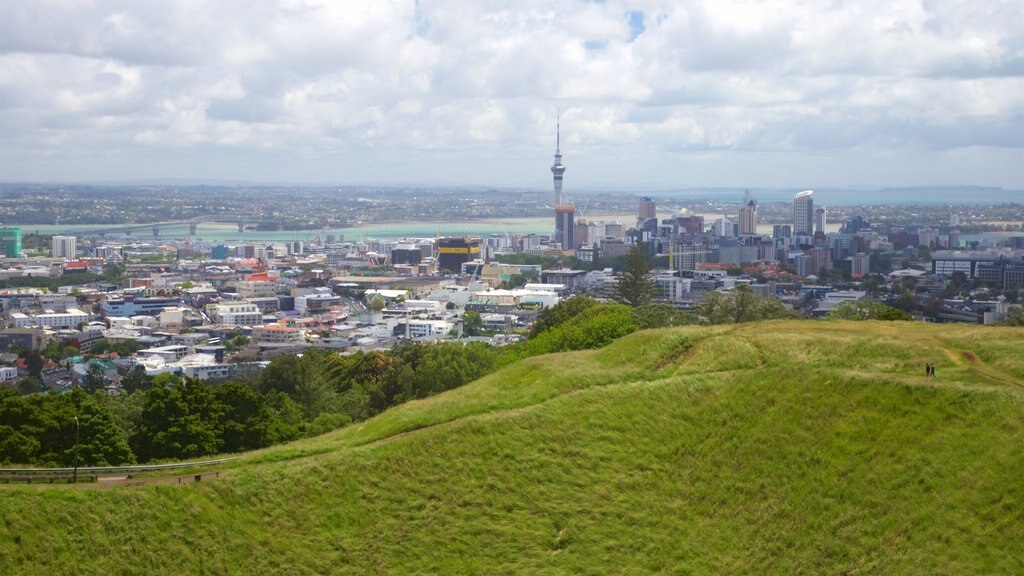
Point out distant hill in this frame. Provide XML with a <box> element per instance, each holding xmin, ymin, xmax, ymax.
<box><xmin>1</xmin><ymin>321</ymin><xmax>1023</xmax><ymax>574</ymax></box>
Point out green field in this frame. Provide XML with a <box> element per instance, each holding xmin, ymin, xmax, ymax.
<box><xmin>2</xmin><ymin>321</ymin><xmax>1023</xmax><ymax>575</ymax></box>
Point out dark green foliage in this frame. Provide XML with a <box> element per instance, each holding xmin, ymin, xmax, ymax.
<box><xmin>90</xmin><ymin>339</ymin><xmax>144</xmax><ymax>356</ymax></box>
<box><xmin>827</xmin><ymin>300</ymin><xmax>913</xmax><ymax>321</ymax></box>
<box><xmin>23</xmin><ymin>350</ymin><xmax>43</xmax><ymax>378</ymax></box>
<box><xmin>73</xmin><ymin>392</ymin><xmax>136</xmax><ymax>466</ymax></box>
<box><xmin>528</xmin><ymin>295</ymin><xmax>599</xmax><ymax>338</ymax></box>
<box><xmin>504</xmin><ymin>304</ymin><xmax>637</xmax><ymax>365</ymax></box>
<box><xmin>42</xmin><ymin>340</ymin><xmax>78</xmax><ymax>361</ymax></box>
<box><xmin>120</xmin><ymin>365</ymin><xmax>152</xmax><ymax>394</ymax></box>
<box><xmin>632</xmin><ymin>303</ymin><xmax>698</xmax><ymax>329</ymax></box>
<box><xmin>614</xmin><ymin>244</ymin><xmax>657</xmax><ymax>307</ymax></box>
<box><xmin>214</xmin><ymin>382</ymin><xmax>277</xmax><ymax>453</ymax></box>
<box><xmin>0</xmin><ymin>388</ymin><xmax>132</xmax><ymax>466</ymax></box>
<box><xmin>82</xmin><ymin>363</ymin><xmax>108</xmax><ymax>393</ymax></box>
<box><xmin>135</xmin><ymin>378</ymin><xmax>225</xmax><ymax>461</ymax></box>
<box><xmin>1002</xmin><ymin>307</ymin><xmax>1024</xmax><ymax>326</ymax></box>
<box><xmin>462</xmin><ymin>310</ymin><xmax>484</xmax><ymax>336</ymax></box>
<box><xmin>695</xmin><ymin>285</ymin><xmax>794</xmax><ymax>324</ymax></box>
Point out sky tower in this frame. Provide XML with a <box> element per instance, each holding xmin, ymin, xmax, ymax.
<box><xmin>550</xmin><ymin>117</ymin><xmax>565</xmax><ymax>206</ymax></box>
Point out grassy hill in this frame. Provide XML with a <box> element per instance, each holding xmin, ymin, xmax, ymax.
<box><xmin>2</xmin><ymin>321</ymin><xmax>1023</xmax><ymax>575</ymax></box>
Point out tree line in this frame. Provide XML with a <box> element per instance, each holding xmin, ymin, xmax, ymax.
<box><xmin>0</xmin><ymin>342</ymin><xmax>499</xmax><ymax>467</ymax></box>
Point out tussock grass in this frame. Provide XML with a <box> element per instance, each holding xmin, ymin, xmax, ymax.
<box><xmin>2</xmin><ymin>321</ymin><xmax>1023</xmax><ymax>574</ymax></box>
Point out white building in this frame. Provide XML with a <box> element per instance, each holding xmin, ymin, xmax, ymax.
<box><xmin>206</xmin><ymin>302</ymin><xmax>262</xmax><ymax>326</ymax></box>
<box><xmin>51</xmin><ymin>236</ymin><xmax>77</xmax><ymax>259</ymax></box>
<box><xmin>10</xmin><ymin>308</ymin><xmax>89</xmax><ymax>329</ymax></box>
<box><xmin>0</xmin><ymin>366</ymin><xmax>17</xmax><ymax>383</ymax></box>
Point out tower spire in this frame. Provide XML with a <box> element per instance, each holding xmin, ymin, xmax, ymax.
<box><xmin>550</xmin><ymin>112</ymin><xmax>565</xmax><ymax>206</ymax></box>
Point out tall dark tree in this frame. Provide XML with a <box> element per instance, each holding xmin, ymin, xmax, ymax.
<box><xmin>614</xmin><ymin>244</ymin><xmax>658</xmax><ymax>307</ymax></box>
<box><xmin>462</xmin><ymin>310</ymin><xmax>484</xmax><ymax>336</ymax></box>
<box><xmin>82</xmin><ymin>363</ymin><xmax>108</xmax><ymax>393</ymax></box>
<box><xmin>120</xmin><ymin>365</ymin><xmax>152</xmax><ymax>394</ymax></box>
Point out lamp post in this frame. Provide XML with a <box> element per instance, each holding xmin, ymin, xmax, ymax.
<box><xmin>73</xmin><ymin>416</ymin><xmax>80</xmax><ymax>484</ymax></box>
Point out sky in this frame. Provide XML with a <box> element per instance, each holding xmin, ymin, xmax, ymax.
<box><xmin>1</xmin><ymin>0</ymin><xmax>1022</xmax><ymax>191</ymax></box>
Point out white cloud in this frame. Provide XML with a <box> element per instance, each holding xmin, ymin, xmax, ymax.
<box><xmin>0</xmin><ymin>0</ymin><xmax>1021</xmax><ymax>187</ymax></box>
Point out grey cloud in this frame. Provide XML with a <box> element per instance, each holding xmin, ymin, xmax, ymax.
<box><xmin>0</xmin><ymin>0</ymin><xmax>1020</xmax><ymax>187</ymax></box>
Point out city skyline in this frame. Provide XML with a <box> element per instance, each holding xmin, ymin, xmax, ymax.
<box><xmin>1</xmin><ymin>1</ymin><xmax>1022</xmax><ymax>190</ymax></box>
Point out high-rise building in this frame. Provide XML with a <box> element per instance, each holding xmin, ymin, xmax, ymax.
<box><xmin>851</xmin><ymin>252</ymin><xmax>870</xmax><ymax>277</ymax></box>
<box><xmin>638</xmin><ymin>196</ymin><xmax>657</xmax><ymax>226</ymax></box>
<box><xmin>555</xmin><ymin>205</ymin><xmax>575</xmax><ymax>250</ymax></box>
<box><xmin>604</xmin><ymin>222</ymin><xmax>625</xmax><ymax>240</ymax></box>
<box><xmin>0</xmin><ymin>228</ymin><xmax>22</xmax><ymax>258</ymax></box>
<box><xmin>51</xmin><ymin>235</ymin><xmax>77</xmax><ymax>259</ymax></box>
<box><xmin>793</xmin><ymin>190</ymin><xmax>814</xmax><ymax>236</ymax></box>
<box><xmin>814</xmin><ymin>206</ymin><xmax>827</xmax><ymax>234</ymax></box>
<box><xmin>438</xmin><ymin>237</ymin><xmax>480</xmax><ymax>274</ymax></box>
<box><xmin>574</xmin><ymin>218</ymin><xmax>590</xmax><ymax>249</ymax></box>
<box><xmin>739</xmin><ymin>200</ymin><xmax>758</xmax><ymax>235</ymax></box>
<box><xmin>773</xmin><ymin>224</ymin><xmax>792</xmax><ymax>239</ymax></box>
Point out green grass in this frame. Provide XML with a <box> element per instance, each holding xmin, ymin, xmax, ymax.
<box><xmin>2</xmin><ymin>321</ymin><xmax>1023</xmax><ymax>574</ymax></box>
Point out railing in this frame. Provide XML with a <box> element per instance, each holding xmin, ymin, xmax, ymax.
<box><xmin>0</xmin><ymin>457</ymin><xmax>238</xmax><ymax>477</ymax></box>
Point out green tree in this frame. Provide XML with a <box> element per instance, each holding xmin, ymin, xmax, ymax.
<box><xmin>24</xmin><ymin>350</ymin><xmax>44</xmax><ymax>378</ymax></box>
<box><xmin>71</xmin><ymin>391</ymin><xmax>136</xmax><ymax>466</ymax></box>
<box><xmin>529</xmin><ymin>296</ymin><xmax>598</xmax><ymax>338</ymax></box>
<box><xmin>83</xmin><ymin>363</ymin><xmax>109</xmax><ymax>393</ymax></box>
<box><xmin>214</xmin><ymin>381</ymin><xmax>275</xmax><ymax>453</ymax></box>
<box><xmin>1002</xmin><ymin>307</ymin><xmax>1024</xmax><ymax>327</ymax></box>
<box><xmin>614</xmin><ymin>244</ymin><xmax>657</xmax><ymax>307</ymax></box>
<box><xmin>462</xmin><ymin>310</ymin><xmax>484</xmax><ymax>336</ymax></box>
<box><xmin>136</xmin><ymin>378</ymin><xmax>224</xmax><ymax>461</ymax></box>
<box><xmin>631</xmin><ymin>304</ymin><xmax>698</xmax><ymax>329</ymax></box>
<box><xmin>696</xmin><ymin>286</ymin><xmax>793</xmax><ymax>324</ymax></box>
<box><xmin>827</xmin><ymin>301</ymin><xmax>913</xmax><ymax>321</ymax></box>
<box><xmin>120</xmin><ymin>365</ymin><xmax>152</xmax><ymax>394</ymax></box>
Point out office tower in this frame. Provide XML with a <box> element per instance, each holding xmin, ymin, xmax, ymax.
<box><xmin>773</xmin><ymin>224</ymin><xmax>792</xmax><ymax>239</ymax></box>
<box><xmin>574</xmin><ymin>218</ymin><xmax>590</xmax><ymax>249</ymax></box>
<box><xmin>438</xmin><ymin>237</ymin><xmax>480</xmax><ymax>274</ymax></box>
<box><xmin>555</xmin><ymin>205</ymin><xmax>575</xmax><ymax>249</ymax></box>
<box><xmin>814</xmin><ymin>206</ymin><xmax>827</xmax><ymax>234</ymax></box>
<box><xmin>604</xmin><ymin>222</ymin><xmax>625</xmax><ymax>240</ymax></box>
<box><xmin>0</xmin><ymin>227</ymin><xmax>22</xmax><ymax>258</ymax></box>
<box><xmin>739</xmin><ymin>200</ymin><xmax>758</xmax><ymax>235</ymax></box>
<box><xmin>793</xmin><ymin>190</ymin><xmax>814</xmax><ymax>235</ymax></box>
<box><xmin>51</xmin><ymin>235</ymin><xmax>77</xmax><ymax>259</ymax></box>
<box><xmin>638</xmin><ymin>196</ymin><xmax>657</xmax><ymax>226</ymax></box>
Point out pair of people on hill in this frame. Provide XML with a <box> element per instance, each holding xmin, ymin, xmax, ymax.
<box><xmin>925</xmin><ymin>363</ymin><xmax>936</xmax><ymax>378</ymax></box>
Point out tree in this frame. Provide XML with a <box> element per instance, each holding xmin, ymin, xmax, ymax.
<box><xmin>120</xmin><ymin>365</ymin><xmax>152</xmax><ymax>394</ymax></box>
<box><xmin>462</xmin><ymin>310</ymin><xmax>484</xmax><ymax>336</ymax></box>
<box><xmin>695</xmin><ymin>286</ymin><xmax>793</xmax><ymax>324</ymax></box>
<box><xmin>529</xmin><ymin>296</ymin><xmax>598</xmax><ymax>338</ymax></box>
<box><xmin>71</xmin><ymin>391</ymin><xmax>136</xmax><ymax>466</ymax></box>
<box><xmin>24</xmin><ymin>350</ymin><xmax>44</xmax><ymax>378</ymax></box>
<box><xmin>827</xmin><ymin>301</ymin><xmax>913</xmax><ymax>321</ymax></box>
<box><xmin>614</xmin><ymin>244</ymin><xmax>657</xmax><ymax>307</ymax></box>
<box><xmin>136</xmin><ymin>378</ymin><xmax>224</xmax><ymax>461</ymax></box>
<box><xmin>631</xmin><ymin>304</ymin><xmax>698</xmax><ymax>329</ymax></box>
<box><xmin>1002</xmin><ymin>307</ymin><xmax>1024</xmax><ymax>327</ymax></box>
<box><xmin>82</xmin><ymin>363</ymin><xmax>109</xmax><ymax>393</ymax></box>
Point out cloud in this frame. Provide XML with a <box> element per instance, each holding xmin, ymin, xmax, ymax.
<box><xmin>0</xmin><ymin>0</ymin><xmax>1021</xmax><ymax>188</ymax></box>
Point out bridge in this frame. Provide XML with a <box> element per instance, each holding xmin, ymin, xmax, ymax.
<box><xmin>73</xmin><ymin>215</ymin><xmax>287</xmax><ymax>238</ymax></box>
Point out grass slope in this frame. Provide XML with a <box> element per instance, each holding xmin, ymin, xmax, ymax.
<box><xmin>2</xmin><ymin>321</ymin><xmax>1023</xmax><ymax>575</ymax></box>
